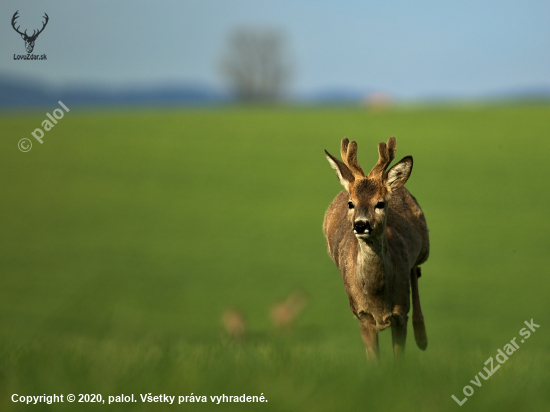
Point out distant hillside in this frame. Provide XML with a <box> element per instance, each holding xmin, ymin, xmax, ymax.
<box><xmin>1</xmin><ymin>73</ymin><xmax>549</xmax><ymax>108</ymax></box>
<box><xmin>0</xmin><ymin>76</ymin><xmax>52</xmax><ymax>106</ymax></box>
<box><xmin>300</xmin><ymin>87</ymin><xmax>372</xmax><ymax>103</ymax></box>
<box><xmin>0</xmin><ymin>75</ymin><xmax>227</xmax><ymax>108</ymax></box>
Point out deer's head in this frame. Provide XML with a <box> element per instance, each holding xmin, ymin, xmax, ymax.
<box><xmin>325</xmin><ymin>137</ymin><xmax>413</xmax><ymax>241</ymax></box>
<box><xmin>12</xmin><ymin>11</ymin><xmax>49</xmax><ymax>54</ymax></box>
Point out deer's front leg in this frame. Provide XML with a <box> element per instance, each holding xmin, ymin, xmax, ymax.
<box><xmin>358</xmin><ymin>318</ymin><xmax>380</xmax><ymax>362</ymax></box>
<box><xmin>391</xmin><ymin>314</ymin><xmax>408</xmax><ymax>360</ymax></box>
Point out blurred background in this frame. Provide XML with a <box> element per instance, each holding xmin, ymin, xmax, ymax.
<box><xmin>1</xmin><ymin>0</ymin><xmax>550</xmax><ymax>105</ymax></box>
<box><xmin>1</xmin><ymin>1</ymin><xmax>549</xmax><ymax>411</ymax></box>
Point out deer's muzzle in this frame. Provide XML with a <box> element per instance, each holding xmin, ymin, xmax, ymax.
<box><xmin>353</xmin><ymin>220</ymin><xmax>371</xmax><ymax>235</ymax></box>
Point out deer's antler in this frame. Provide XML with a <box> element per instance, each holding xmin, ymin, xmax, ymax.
<box><xmin>12</xmin><ymin>12</ymin><xmax>49</xmax><ymax>40</ymax></box>
<box><xmin>28</xmin><ymin>13</ymin><xmax>49</xmax><ymax>40</ymax></box>
<box><xmin>368</xmin><ymin>136</ymin><xmax>397</xmax><ymax>179</ymax></box>
<box><xmin>340</xmin><ymin>138</ymin><xmax>366</xmax><ymax>178</ymax></box>
<box><xmin>11</xmin><ymin>11</ymin><xmax>26</xmax><ymax>37</ymax></box>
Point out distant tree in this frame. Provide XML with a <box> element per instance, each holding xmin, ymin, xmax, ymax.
<box><xmin>219</xmin><ymin>28</ymin><xmax>292</xmax><ymax>102</ymax></box>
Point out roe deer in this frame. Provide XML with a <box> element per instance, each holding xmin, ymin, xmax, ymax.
<box><xmin>323</xmin><ymin>137</ymin><xmax>429</xmax><ymax>361</ymax></box>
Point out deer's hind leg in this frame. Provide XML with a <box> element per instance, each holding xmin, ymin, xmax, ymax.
<box><xmin>411</xmin><ymin>266</ymin><xmax>428</xmax><ymax>350</ymax></box>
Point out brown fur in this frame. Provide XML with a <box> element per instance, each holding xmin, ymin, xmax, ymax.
<box><xmin>222</xmin><ymin>308</ymin><xmax>246</xmax><ymax>340</ymax></box>
<box><xmin>323</xmin><ymin>137</ymin><xmax>429</xmax><ymax>361</ymax></box>
<box><xmin>270</xmin><ymin>290</ymin><xmax>308</xmax><ymax>330</ymax></box>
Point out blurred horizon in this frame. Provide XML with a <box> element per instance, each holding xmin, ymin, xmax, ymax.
<box><xmin>1</xmin><ymin>69</ymin><xmax>550</xmax><ymax>108</ymax></box>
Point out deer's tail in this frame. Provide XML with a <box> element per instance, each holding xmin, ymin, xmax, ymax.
<box><xmin>411</xmin><ymin>266</ymin><xmax>428</xmax><ymax>350</ymax></box>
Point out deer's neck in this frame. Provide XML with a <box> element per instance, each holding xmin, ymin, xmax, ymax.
<box><xmin>356</xmin><ymin>236</ymin><xmax>392</xmax><ymax>294</ymax></box>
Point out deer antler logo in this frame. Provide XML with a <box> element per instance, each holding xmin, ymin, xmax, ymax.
<box><xmin>11</xmin><ymin>11</ymin><xmax>49</xmax><ymax>54</ymax></box>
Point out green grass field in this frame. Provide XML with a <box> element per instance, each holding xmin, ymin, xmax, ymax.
<box><xmin>1</xmin><ymin>103</ymin><xmax>549</xmax><ymax>411</ymax></box>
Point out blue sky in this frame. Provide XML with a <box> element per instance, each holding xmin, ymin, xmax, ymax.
<box><xmin>1</xmin><ymin>0</ymin><xmax>549</xmax><ymax>98</ymax></box>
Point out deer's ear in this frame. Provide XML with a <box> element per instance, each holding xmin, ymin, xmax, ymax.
<box><xmin>325</xmin><ymin>150</ymin><xmax>354</xmax><ymax>191</ymax></box>
<box><xmin>385</xmin><ymin>156</ymin><xmax>413</xmax><ymax>191</ymax></box>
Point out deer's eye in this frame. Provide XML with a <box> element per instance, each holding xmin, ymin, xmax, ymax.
<box><xmin>348</xmin><ymin>201</ymin><xmax>354</xmax><ymax>209</ymax></box>
<box><xmin>375</xmin><ymin>201</ymin><xmax>385</xmax><ymax>209</ymax></box>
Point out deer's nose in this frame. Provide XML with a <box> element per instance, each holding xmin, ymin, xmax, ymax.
<box><xmin>353</xmin><ymin>220</ymin><xmax>372</xmax><ymax>234</ymax></box>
